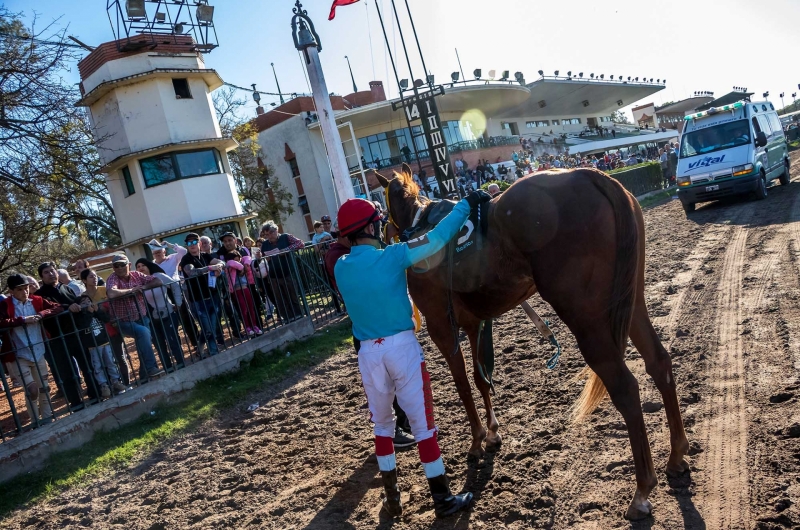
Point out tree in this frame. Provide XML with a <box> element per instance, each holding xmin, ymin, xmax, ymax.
<box><xmin>0</xmin><ymin>10</ymin><xmax>120</xmax><ymax>277</ymax></box>
<box><xmin>611</xmin><ymin>110</ymin><xmax>631</xmax><ymax>124</ymax></box>
<box><xmin>213</xmin><ymin>87</ymin><xmax>293</xmax><ymax>236</ymax></box>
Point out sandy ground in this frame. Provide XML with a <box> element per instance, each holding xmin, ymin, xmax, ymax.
<box><xmin>4</xmin><ymin>153</ymin><xmax>800</xmax><ymax>529</ymax></box>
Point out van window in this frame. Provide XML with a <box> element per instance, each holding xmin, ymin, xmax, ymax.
<box><xmin>757</xmin><ymin>115</ymin><xmax>772</xmax><ymax>135</ymax></box>
<box><xmin>680</xmin><ymin>119</ymin><xmax>751</xmax><ymax>158</ymax></box>
<box><xmin>768</xmin><ymin>114</ymin><xmax>782</xmax><ymax>134</ymax></box>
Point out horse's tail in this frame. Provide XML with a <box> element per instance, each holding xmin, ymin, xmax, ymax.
<box><xmin>572</xmin><ymin>170</ymin><xmax>640</xmax><ymax>422</ymax></box>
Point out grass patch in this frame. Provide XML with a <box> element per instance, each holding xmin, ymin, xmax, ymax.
<box><xmin>639</xmin><ymin>189</ymin><xmax>675</xmax><ymax>209</ymax></box>
<box><xmin>0</xmin><ymin>321</ymin><xmax>354</xmax><ymax>520</ymax></box>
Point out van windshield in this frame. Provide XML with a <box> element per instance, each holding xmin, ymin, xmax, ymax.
<box><xmin>680</xmin><ymin>120</ymin><xmax>751</xmax><ymax>158</ymax></box>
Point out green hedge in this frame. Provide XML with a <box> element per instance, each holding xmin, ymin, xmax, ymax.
<box><xmin>480</xmin><ymin>180</ymin><xmax>512</xmax><ymax>192</ymax></box>
<box><xmin>608</xmin><ymin>161</ymin><xmax>663</xmax><ymax>196</ymax></box>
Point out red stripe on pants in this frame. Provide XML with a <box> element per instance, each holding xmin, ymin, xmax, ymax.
<box><xmin>417</xmin><ymin>432</ymin><xmax>441</xmax><ymax>463</ymax></box>
<box><xmin>375</xmin><ymin>435</ymin><xmax>394</xmax><ymax>457</ymax></box>
<box><xmin>420</xmin><ymin>362</ymin><xmax>435</xmax><ymax>430</ymax></box>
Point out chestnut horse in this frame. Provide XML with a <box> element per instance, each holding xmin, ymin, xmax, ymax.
<box><xmin>376</xmin><ymin>164</ymin><xmax>689</xmax><ymax>520</ymax></box>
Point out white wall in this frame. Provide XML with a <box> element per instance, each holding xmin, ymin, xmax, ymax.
<box><xmin>83</xmin><ymin>52</ymin><xmax>205</xmax><ymax>94</ymax></box>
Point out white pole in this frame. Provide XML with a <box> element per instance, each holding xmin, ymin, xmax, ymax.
<box><xmin>303</xmin><ymin>46</ymin><xmax>355</xmax><ymax>206</ymax></box>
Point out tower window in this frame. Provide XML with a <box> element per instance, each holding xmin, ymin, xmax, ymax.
<box><xmin>172</xmin><ymin>79</ymin><xmax>192</xmax><ymax>99</ymax></box>
<box><xmin>121</xmin><ymin>165</ymin><xmax>135</xmax><ymax>197</ymax></box>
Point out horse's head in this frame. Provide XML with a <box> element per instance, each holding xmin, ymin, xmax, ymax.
<box><xmin>375</xmin><ymin>163</ymin><xmax>429</xmax><ymax>234</ymax></box>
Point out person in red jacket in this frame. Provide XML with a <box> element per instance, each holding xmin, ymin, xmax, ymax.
<box><xmin>0</xmin><ymin>274</ymin><xmax>63</xmax><ymax>424</ymax></box>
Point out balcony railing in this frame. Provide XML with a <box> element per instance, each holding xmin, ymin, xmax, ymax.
<box><xmin>362</xmin><ymin>135</ymin><xmax>520</xmax><ymax>170</ymax></box>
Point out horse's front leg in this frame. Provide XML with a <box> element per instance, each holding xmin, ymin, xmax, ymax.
<box><xmin>463</xmin><ymin>318</ymin><xmax>501</xmax><ymax>453</ymax></box>
<box><xmin>426</xmin><ymin>315</ymin><xmax>487</xmax><ymax>460</ymax></box>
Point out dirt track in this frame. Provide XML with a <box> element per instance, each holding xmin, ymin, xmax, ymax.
<box><xmin>5</xmin><ymin>153</ymin><xmax>800</xmax><ymax>529</ymax></box>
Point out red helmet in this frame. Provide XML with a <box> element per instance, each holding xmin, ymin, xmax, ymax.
<box><xmin>337</xmin><ymin>198</ymin><xmax>381</xmax><ymax>237</ymax></box>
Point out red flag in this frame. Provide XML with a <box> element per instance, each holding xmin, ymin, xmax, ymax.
<box><xmin>329</xmin><ymin>0</ymin><xmax>360</xmax><ymax>20</ymax></box>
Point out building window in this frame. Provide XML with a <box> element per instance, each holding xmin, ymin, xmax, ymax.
<box><xmin>298</xmin><ymin>195</ymin><xmax>310</xmax><ymax>215</ymax></box>
<box><xmin>288</xmin><ymin>158</ymin><xmax>300</xmax><ymax>177</ymax></box>
<box><xmin>172</xmin><ymin>79</ymin><xmax>192</xmax><ymax>99</ymax></box>
<box><xmin>121</xmin><ymin>165</ymin><xmax>135</xmax><ymax>197</ymax></box>
<box><xmin>525</xmin><ymin>121</ymin><xmax>549</xmax><ymax>128</ymax></box>
<box><xmin>564</xmin><ymin>118</ymin><xmax>581</xmax><ymax>125</ymax></box>
<box><xmin>139</xmin><ymin>148</ymin><xmax>223</xmax><ymax>188</ymax></box>
<box><xmin>552</xmin><ymin>119</ymin><xmax>560</xmax><ymax>126</ymax></box>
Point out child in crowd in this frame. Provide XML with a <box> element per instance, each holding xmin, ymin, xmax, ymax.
<box><xmin>311</xmin><ymin>221</ymin><xmax>333</xmax><ymax>246</ymax></box>
<box><xmin>0</xmin><ymin>274</ymin><xmax>63</xmax><ymax>423</ymax></box>
<box><xmin>224</xmin><ymin>250</ymin><xmax>262</xmax><ymax>337</ymax></box>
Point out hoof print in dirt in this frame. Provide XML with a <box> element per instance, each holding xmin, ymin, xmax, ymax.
<box><xmin>681</xmin><ymin>392</ymin><xmax>701</xmax><ymax>404</ymax></box>
<box><xmin>502</xmin><ymin>345</ymin><xmax>515</xmax><ymax>353</ymax></box>
<box><xmin>693</xmin><ymin>283</ymin><xmax>705</xmax><ymax>290</ymax></box>
<box><xmin>578</xmin><ymin>501</ymin><xmax>605</xmax><ymax>519</ymax></box>
<box><xmin>780</xmin><ymin>423</ymin><xmax>800</xmax><ymax>439</ymax></box>
<box><xmin>641</xmin><ymin>401</ymin><xmax>663</xmax><ymax>413</ymax></box>
<box><xmin>769</xmin><ymin>392</ymin><xmax>794</xmax><ymax>404</ymax></box>
<box><xmin>676</xmin><ymin>328</ymin><xmax>691</xmax><ymax>338</ymax></box>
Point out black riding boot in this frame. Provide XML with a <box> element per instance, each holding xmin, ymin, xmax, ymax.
<box><xmin>381</xmin><ymin>469</ymin><xmax>403</xmax><ymax>517</ymax></box>
<box><xmin>427</xmin><ymin>474</ymin><xmax>473</xmax><ymax>518</ymax></box>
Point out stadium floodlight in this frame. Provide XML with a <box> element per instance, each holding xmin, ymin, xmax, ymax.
<box><xmin>488</xmin><ymin>69</ymin><xmax>496</xmax><ymax>79</ymax></box>
<box><xmin>125</xmin><ymin>0</ymin><xmax>146</xmax><ymax>20</ymax></box>
<box><xmin>663</xmin><ymin>79</ymin><xmax>667</xmax><ymax>84</ymax></box>
<box><xmin>590</xmin><ymin>73</ymin><xmax>594</xmax><ymax>78</ymax></box>
<box><xmin>514</xmin><ymin>71</ymin><xmax>525</xmax><ymax>85</ymax></box>
<box><xmin>155</xmin><ymin>12</ymin><xmax>166</xmax><ymax>22</ymax></box>
<box><xmin>414</xmin><ymin>79</ymin><xmax>424</xmax><ymax>88</ymax></box>
<box><xmin>500</xmin><ymin>70</ymin><xmax>510</xmax><ymax>81</ymax></box>
<box><xmin>473</xmin><ymin>69</ymin><xmax>482</xmax><ymax>79</ymax></box>
<box><xmin>617</xmin><ymin>99</ymin><xmax>623</xmax><ymax>106</ymax></box>
<box><xmin>657</xmin><ymin>79</ymin><xmax>660</xmax><ymax>83</ymax></box>
<box><xmin>174</xmin><ymin>23</ymin><xmax>185</xmax><ymax>34</ymax></box>
<box><xmin>554</xmin><ymin>70</ymin><xmax>559</xmax><ymax>76</ymax></box>
<box><xmin>599</xmin><ymin>74</ymin><xmax>604</xmax><ymax>79</ymax></box>
<box><xmin>763</xmin><ymin>91</ymin><xmax>769</xmax><ymax>98</ymax></box>
<box><xmin>451</xmin><ymin>72</ymin><xmax>460</xmax><ymax>82</ymax></box>
<box><xmin>399</xmin><ymin>79</ymin><xmax>409</xmax><ymax>89</ymax></box>
<box><xmin>610</xmin><ymin>75</ymin><xmax>614</xmax><ymax>80</ymax></box>
<box><xmin>578</xmin><ymin>72</ymin><xmax>583</xmax><ymax>78</ymax></box>
<box><xmin>635</xmin><ymin>77</ymin><xmax>639</xmax><ymax>82</ymax></box>
<box><xmin>538</xmin><ymin>70</ymin><xmax>544</xmax><ymax>76</ymax></box>
<box><xmin>196</xmin><ymin>2</ymin><xmax>215</xmax><ymax>24</ymax></box>
<box><xmin>427</xmin><ymin>74</ymin><xmax>435</xmax><ymax>85</ymax></box>
<box><xmin>251</xmin><ymin>84</ymin><xmax>261</xmax><ymax>105</ymax></box>
<box><xmin>780</xmin><ymin>92</ymin><xmax>784</xmax><ymax>98</ymax></box>
<box><xmin>567</xmin><ymin>71</ymin><xmax>572</xmax><ymax>77</ymax></box>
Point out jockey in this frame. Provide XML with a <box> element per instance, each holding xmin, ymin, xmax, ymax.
<box><xmin>334</xmin><ymin>189</ymin><xmax>491</xmax><ymax>518</ymax></box>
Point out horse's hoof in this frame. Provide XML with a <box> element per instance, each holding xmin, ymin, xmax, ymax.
<box><xmin>666</xmin><ymin>458</ymin><xmax>690</xmax><ymax>477</ymax></box>
<box><xmin>466</xmin><ymin>450</ymin><xmax>484</xmax><ymax>464</ymax></box>
<box><xmin>625</xmin><ymin>499</ymin><xmax>653</xmax><ymax>520</ymax></box>
<box><xmin>485</xmin><ymin>433</ymin><xmax>502</xmax><ymax>453</ymax></box>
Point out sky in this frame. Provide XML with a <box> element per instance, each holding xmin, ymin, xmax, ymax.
<box><xmin>11</xmin><ymin>0</ymin><xmax>800</xmax><ymax>119</ymax></box>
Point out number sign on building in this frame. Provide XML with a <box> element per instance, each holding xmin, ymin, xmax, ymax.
<box><xmin>392</xmin><ymin>87</ymin><xmax>460</xmax><ymax>197</ymax></box>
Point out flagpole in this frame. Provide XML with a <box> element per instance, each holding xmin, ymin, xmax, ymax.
<box><xmin>402</xmin><ymin>0</ymin><xmax>430</xmax><ymax>88</ymax></box>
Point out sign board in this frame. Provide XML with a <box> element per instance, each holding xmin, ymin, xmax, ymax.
<box><xmin>393</xmin><ymin>87</ymin><xmax>460</xmax><ymax>197</ymax></box>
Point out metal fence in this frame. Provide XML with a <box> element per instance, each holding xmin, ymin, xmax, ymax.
<box><xmin>0</xmin><ymin>245</ymin><xmax>344</xmax><ymax>443</ymax></box>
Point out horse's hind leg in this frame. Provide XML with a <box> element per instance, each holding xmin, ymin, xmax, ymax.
<box><xmin>463</xmin><ymin>318</ymin><xmax>501</xmax><ymax>452</ymax></box>
<box><xmin>425</xmin><ymin>310</ymin><xmax>487</xmax><ymax>460</ymax></box>
<box><xmin>629</xmin><ymin>299</ymin><xmax>690</xmax><ymax>476</ymax></box>
<box><xmin>576</xmin><ymin>328</ymin><xmax>658</xmax><ymax>520</ymax></box>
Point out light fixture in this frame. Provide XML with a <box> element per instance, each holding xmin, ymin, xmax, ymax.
<box><xmin>617</xmin><ymin>100</ymin><xmax>623</xmax><ymax>106</ymax></box>
<box><xmin>500</xmin><ymin>70</ymin><xmax>510</xmax><ymax>81</ymax></box>
<box><xmin>399</xmin><ymin>79</ymin><xmax>409</xmax><ymax>89</ymax></box>
<box><xmin>473</xmin><ymin>69</ymin><xmax>482</xmax><ymax>79</ymax></box>
<box><xmin>567</xmin><ymin>71</ymin><xmax>572</xmax><ymax>77</ymax></box>
<box><xmin>635</xmin><ymin>77</ymin><xmax>639</xmax><ymax>81</ymax></box>
<box><xmin>763</xmin><ymin>91</ymin><xmax>769</xmax><ymax>98</ymax></box>
<box><xmin>154</xmin><ymin>11</ymin><xmax>166</xmax><ymax>22</ymax></box>
<box><xmin>590</xmin><ymin>73</ymin><xmax>594</xmax><ymax>78</ymax></box>
<box><xmin>414</xmin><ymin>79</ymin><xmax>424</xmax><ymax>88</ymax></box>
<box><xmin>599</xmin><ymin>74</ymin><xmax>604</xmax><ymax>79</ymax></box>
<box><xmin>663</xmin><ymin>79</ymin><xmax>667</xmax><ymax>84</ymax></box>
<box><xmin>451</xmin><ymin>71</ymin><xmax>460</xmax><ymax>82</ymax></box>
<box><xmin>251</xmin><ymin>84</ymin><xmax>261</xmax><ymax>105</ymax></box>
<box><xmin>582</xmin><ymin>100</ymin><xmax>590</xmax><ymax>107</ymax></box>
<box><xmin>610</xmin><ymin>75</ymin><xmax>614</xmax><ymax>80</ymax></box>
<box><xmin>578</xmin><ymin>72</ymin><xmax>583</xmax><ymax>78</ymax></box>
<box><xmin>649</xmin><ymin>78</ymin><xmax>653</xmax><ymax>83</ymax></box>
<box><xmin>270</xmin><ymin>102</ymin><xmax>277</xmax><ymax>107</ymax></box>
<box><xmin>196</xmin><ymin>2</ymin><xmax>215</xmax><ymax>24</ymax></box>
<box><xmin>427</xmin><ymin>74</ymin><xmax>434</xmax><ymax>85</ymax></box>
<box><xmin>657</xmin><ymin>79</ymin><xmax>660</xmax><ymax>83</ymax></box>
<box><xmin>554</xmin><ymin>70</ymin><xmax>559</xmax><ymax>76</ymax></box>
<box><xmin>514</xmin><ymin>71</ymin><xmax>525</xmax><ymax>85</ymax></box>
<box><xmin>487</xmin><ymin>69</ymin><xmax>495</xmax><ymax>80</ymax></box>
<box><xmin>538</xmin><ymin>100</ymin><xmax>546</xmax><ymax>108</ymax></box>
<box><xmin>174</xmin><ymin>23</ymin><xmax>185</xmax><ymax>34</ymax></box>
<box><xmin>780</xmin><ymin>92</ymin><xmax>784</xmax><ymax>98</ymax></box>
<box><xmin>125</xmin><ymin>0</ymin><xmax>146</xmax><ymax>20</ymax></box>
<box><xmin>627</xmin><ymin>76</ymin><xmax>631</xmax><ymax>81</ymax></box>
<box><xmin>538</xmin><ymin>69</ymin><xmax>543</xmax><ymax>76</ymax></box>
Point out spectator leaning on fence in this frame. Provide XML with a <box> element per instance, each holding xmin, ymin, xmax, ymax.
<box><xmin>260</xmin><ymin>221</ymin><xmax>305</xmax><ymax>322</ymax></box>
<box><xmin>0</xmin><ymin>273</ymin><xmax>63</xmax><ymax>423</ymax></box>
<box><xmin>152</xmin><ymin>239</ymin><xmax>198</xmax><ymax>350</ymax></box>
<box><xmin>105</xmin><ymin>254</ymin><xmax>165</xmax><ymax>380</ymax></box>
<box><xmin>224</xmin><ymin>250</ymin><xmax>262</xmax><ymax>337</ymax></box>
<box><xmin>136</xmin><ymin>259</ymin><xmax>186</xmax><ymax>370</ymax></box>
<box><xmin>180</xmin><ymin>233</ymin><xmax>226</xmax><ymax>357</ymax></box>
<box><xmin>36</xmin><ymin>262</ymin><xmax>100</xmax><ymax>407</ymax></box>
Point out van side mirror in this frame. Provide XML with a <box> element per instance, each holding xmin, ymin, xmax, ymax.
<box><xmin>755</xmin><ymin>131</ymin><xmax>768</xmax><ymax>147</ymax></box>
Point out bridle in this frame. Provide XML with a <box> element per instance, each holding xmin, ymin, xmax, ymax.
<box><xmin>383</xmin><ymin>183</ymin><xmax>433</xmax><ymax>242</ymax></box>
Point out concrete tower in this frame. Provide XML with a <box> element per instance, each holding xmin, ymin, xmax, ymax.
<box><xmin>76</xmin><ymin>35</ymin><xmax>251</xmax><ymax>261</ymax></box>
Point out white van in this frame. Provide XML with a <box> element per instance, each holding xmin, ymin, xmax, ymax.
<box><xmin>676</xmin><ymin>100</ymin><xmax>790</xmax><ymax>215</ymax></box>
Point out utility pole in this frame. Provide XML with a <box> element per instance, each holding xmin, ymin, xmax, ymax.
<box><xmin>271</xmin><ymin>63</ymin><xmax>285</xmax><ymax>105</ymax></box>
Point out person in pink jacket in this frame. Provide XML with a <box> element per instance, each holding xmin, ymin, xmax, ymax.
<box><xmin>224</xmin><ymin>250</ymin><xmax>262</xmax><ymax>336</ymax></box>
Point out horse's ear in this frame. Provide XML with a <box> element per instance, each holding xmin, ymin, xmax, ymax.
<box><xmin>375</xmin><ymin>172</ymin><xmax>391</xmax><ymax>188</ymax></box>
<box><xmin>401</xmin><ymin>162</ymin><xmax>413</xmax><ymax>178</ymax></box>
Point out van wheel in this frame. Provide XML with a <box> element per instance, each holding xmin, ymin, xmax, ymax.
<box><xmin>683</xmin><ymin>202</ymin><xmax>695</xmax><ymax>214</ymax></box>
<box><xmin>779</xmin><ymin>159</ymin><xmax>791</xmax><ymax>186</ymax></box>
<box><xmin>755</xmin><ymin>171</ymin><xmax>768</xmax><ymax>200</ymax></box>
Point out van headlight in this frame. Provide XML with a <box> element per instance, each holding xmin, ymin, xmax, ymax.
<box><xmin>732</xmin><ymin>163</ymin><xmax>754</xmax><ymax>177</ymax></box>
<box><xmin>677</xmin><ymin>176</ymin><xmax>691</xmax><ymax>187</ymax></box>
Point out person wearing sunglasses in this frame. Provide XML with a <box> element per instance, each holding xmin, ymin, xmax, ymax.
<box><xmin>179</xmin><ymin>233</ymin><xmax>226</xmax><ymax>357</ymax></box>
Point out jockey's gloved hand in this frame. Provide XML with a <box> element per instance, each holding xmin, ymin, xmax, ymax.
<box><xmin>465</xmin><ymin>189</ymin><xmax>492</xmax><ymax>209</ymax></box>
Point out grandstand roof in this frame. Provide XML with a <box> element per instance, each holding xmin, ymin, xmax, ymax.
<box><xmin>656</xmin><ymin>96</ymin><xmax>713</xmax><ymax>114</ymax></box>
